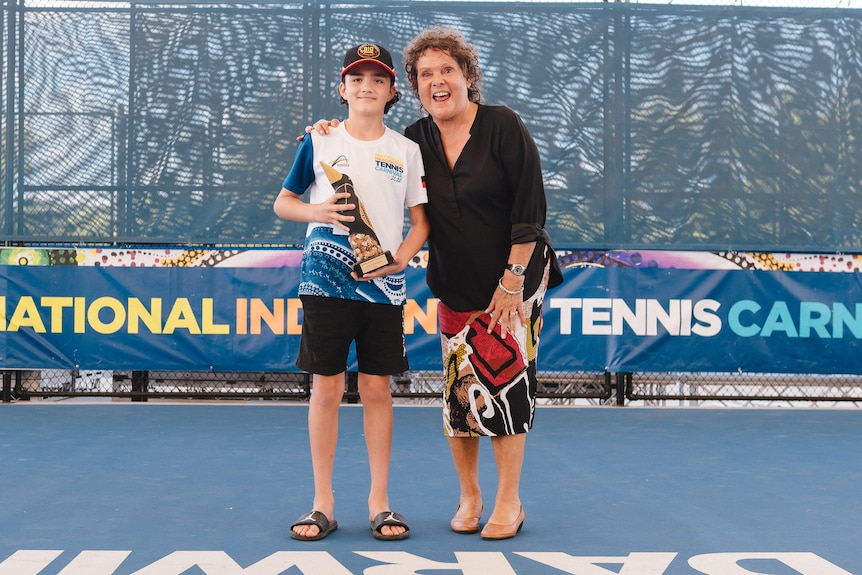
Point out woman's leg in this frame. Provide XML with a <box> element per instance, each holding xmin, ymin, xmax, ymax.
<box><xmin>448</xmin><ymin>436</ymin><xmax>484</xmax><ymax>523</ymax></box>
<box><xmin>292</xmin><ymin>372</ymin><xmax>344</xmax><ymax>539</ymax></box>
<box><xmin>486</xmin><ymin>432</ymin><xmax>526</xmax><ymax>525</ymax></box>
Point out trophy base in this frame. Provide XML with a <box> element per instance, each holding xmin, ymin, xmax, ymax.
<box><xmin>354</xmin><ymin>251</ymin><xmax>394</xmax><ymax>278</ymax></box>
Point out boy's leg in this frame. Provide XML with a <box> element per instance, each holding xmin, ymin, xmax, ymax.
<box><xmin>357</xmin><ymin>373</ymin><xmax>404</xmax><ymax>538</ymax></box>
<box><xmin>293</xmin><ymin>372</ymin><xmax>345</xmax><ymax>539</ymax></box>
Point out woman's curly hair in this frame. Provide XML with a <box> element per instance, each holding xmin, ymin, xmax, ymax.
<box><xmin>403</xmin><ymin>27</ymin><xmax>483</xmax><ymax>110</ymax></box>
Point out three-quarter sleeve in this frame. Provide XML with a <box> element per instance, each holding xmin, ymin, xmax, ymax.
<box><xmin>494</xmin><ymin>110</ymin><xmax>548</xmax><ymax>244</ymax></box>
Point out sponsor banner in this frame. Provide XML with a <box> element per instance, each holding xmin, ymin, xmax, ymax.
<box><xmin>1</xmin><ymin>249</ymin><xmax>860</xmax><ymax>374</ymax></box>
<box><xmin>0</xmin><ymin>264</ymin><xmax>441</xmax><ymax>371</ymax></box>
<box><xmin>543</xmin><ymin>267</ymin><xmax>862</xmax><ymax>374</ymax></box>
<box><xmin>0</xmin><ymin>266</ymin><xmax>303</xmax><ymax>371</ymax></box>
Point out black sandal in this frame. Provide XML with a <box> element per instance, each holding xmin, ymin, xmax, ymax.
<box><xmin>370</xmin><ymin>511</ymin><xmax>410</xmax><ymax>541</ymax></box>
<box><xmin>290</xmin><ymin>510</ymin><xmax>338</xmax><ymax>541</ymax></box>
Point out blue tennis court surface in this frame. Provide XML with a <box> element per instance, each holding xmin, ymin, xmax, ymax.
<box><xmin>1</xmin><ymin>403</ymin><xmax>860</xmax><ymax>575</ymax></box>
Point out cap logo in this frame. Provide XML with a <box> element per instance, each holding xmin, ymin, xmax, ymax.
<box><xmin>357</xmin><ymin>43</ymin><xmax>381</xmax><ymax>60</ymax></box>
<box><xmin>342</xmin><ymin>43</ymin><xmax>394</xmax><ymax>80</ymax></box>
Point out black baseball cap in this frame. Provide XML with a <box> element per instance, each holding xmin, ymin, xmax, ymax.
<box><xmin>341</xmin><ymin>43</ymin><xmax>396</xmax><ymax>80</ymax></box>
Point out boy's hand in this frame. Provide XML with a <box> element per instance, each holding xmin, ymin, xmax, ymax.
<box><xmin>295</xmin><ymin>119</ymin><xmax>341</xmax><ymax>141</ymax></box>
<box><xmin>351</xmin><ymin>258</ymin><xmax>402</xmax><ymax>282</ymax></box>
<box><xmin>316</xmin><ymin>192</ymin><xmax>354</xmax><ymax>232</ymax></box>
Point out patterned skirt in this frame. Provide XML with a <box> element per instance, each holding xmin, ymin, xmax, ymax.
<box><xmin>440</xmin><ymin>265</ymin><xmax>550</xmax><ymax>437</ymax></box>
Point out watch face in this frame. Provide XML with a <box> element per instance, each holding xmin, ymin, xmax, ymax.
<box><xmin>508</xmin><ymin>264</ymin><xmax>526</xmax><ymax>276</ymax></box>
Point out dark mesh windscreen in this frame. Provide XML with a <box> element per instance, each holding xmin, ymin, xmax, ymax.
<box><xmin>7</xmin><ymin>2</ymin><xmax>862</xmax><ymax>250</ymax></box>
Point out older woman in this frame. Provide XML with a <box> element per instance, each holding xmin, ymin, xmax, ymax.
<box><xmin>402</xmin><ymin>27</ymin><xmax>561</xmax><ymax>540</ymax></box>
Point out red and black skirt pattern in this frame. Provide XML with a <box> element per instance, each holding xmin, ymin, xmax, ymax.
<box><xmin>439</xmin><ymin>266</ymin><xmax>550</xmax><ymax>437</ymax></box>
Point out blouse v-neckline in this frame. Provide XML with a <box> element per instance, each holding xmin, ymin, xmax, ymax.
<box><xmin>434</xmin><ymin>104</ymin><xmax>480</xmax><ymax>172</ymax></box>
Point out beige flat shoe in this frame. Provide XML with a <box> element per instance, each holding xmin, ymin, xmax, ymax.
<box><xmin>450</xmin><ymin>503</ymin><xmax>483</xmax><ymax>534</ymax></box>
<box><xmin>480</xmin><ymin>506</ymin><xmax>524</xmax><ymax>540</ymax></box>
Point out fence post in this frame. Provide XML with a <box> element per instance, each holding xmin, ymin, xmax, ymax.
<box><xmin>131</xmin><ymin>370</ymin><xmax>149</xmax><ymax>402</ymax></box>
<box><xmin>2</xmin><ymin>371</ymin><xmax>11</xmax><ymax>403</ymax></box>
<box><xmin>615</xmin><ymin>372</ymin><xmax>631</xmax><ymax>406</ymax></box>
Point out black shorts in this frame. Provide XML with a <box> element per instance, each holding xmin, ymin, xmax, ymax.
<box><xmin>296</xmin><ymin>295</ymin><xmax>408</xmax><ymax>376</ymax></box>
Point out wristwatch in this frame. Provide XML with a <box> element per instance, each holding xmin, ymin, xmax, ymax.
<box><xmin>506</xmin><ymin>263</ymin><xmax>526</xmax><ymax>276</ymax></box>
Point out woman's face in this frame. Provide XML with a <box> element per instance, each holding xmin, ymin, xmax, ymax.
<box><xmin>414</xmin><ymin>48</ymin><xmax>471</xmax><ymax>123</ymax></box>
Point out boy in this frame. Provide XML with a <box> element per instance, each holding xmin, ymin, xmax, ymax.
<box><xmin>273</xmin><ymin>42</ymin><xmax>428</xmax><ymax>541</ymax></box>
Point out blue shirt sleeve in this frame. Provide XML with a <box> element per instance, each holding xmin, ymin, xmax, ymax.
<box><xmin>282</xmin><ymin>134</ymin><xmax>315</xmax><ymax>194</ymax></box>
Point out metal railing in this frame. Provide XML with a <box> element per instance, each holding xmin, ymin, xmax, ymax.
<box><xmin>5</xmin><ymin>368</ymin><xmax>861</xmax><ymax>407</ymax></box>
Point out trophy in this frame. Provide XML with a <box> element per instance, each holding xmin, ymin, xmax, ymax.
<box><xmin>320</xmin><ymin>162</ymin><xmax>394</xmax><ymax>277</ymax></box>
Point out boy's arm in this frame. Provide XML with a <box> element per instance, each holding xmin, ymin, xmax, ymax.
<box><xmin>272</xmin><ymin>187</ymin><xmax>355</xmax><ymax>232</ymax></box>
<box><xmin>353</xmin><ymin>203</ymin><xmax>429</xmax><ymax>280</ymax></box>
<box><xmin>395</xmin><ymin>203</ymin><xmax>430</xmax><ymax>269</ymax></box>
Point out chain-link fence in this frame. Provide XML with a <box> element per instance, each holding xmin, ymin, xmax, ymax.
<box><xmin>5</xmin><ymin>369</ymin><xmax>862</xmax><ymax>408</ymax></box>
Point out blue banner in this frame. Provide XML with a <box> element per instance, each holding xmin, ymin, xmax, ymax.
<box><xmin>0</xmin><ymin>266</ymin><xmax>303</xmax><ymax>371</ymax></box>
<box><xmin>542</xmin><ymin>267</ymin><xmax>862</xmax><ymax>374</ymax></box>
<box><xmin>1</xmin><ymin>249</ymin><xmax>861</xmax><ymax>374</ymax></box>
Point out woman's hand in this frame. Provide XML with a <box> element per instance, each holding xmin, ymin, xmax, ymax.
<box><xmin>295</xmin><ymin>119</ymin><xmax>341</xmax><ymax>141</ymax></box>
<box><xmin>486</xmin><ymin>278</ymin><xmax>525</xmax><ymax>336</ymax></box>
<box><xmin>487</xmin><ymin>244</ymin><xmax>535</xmax><ymax>335</ymax></box>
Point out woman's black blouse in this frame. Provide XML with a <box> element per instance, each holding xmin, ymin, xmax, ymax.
<box><xmin>404</xmin><ymin>104</ymin><xmax>550</xmax><ymax>312</ymax></box>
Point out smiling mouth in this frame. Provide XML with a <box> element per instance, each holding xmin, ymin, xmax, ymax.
<box><xmin>432</xmin><ymin>91</ymin><xmax>450</xmax><ymax>101</ymax></box>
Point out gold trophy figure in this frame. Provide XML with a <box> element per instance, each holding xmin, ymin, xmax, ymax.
<box><xmin>321</xmin><ymin>162</ymin><xmax>394</xmax><ymax>277</ymax></box>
